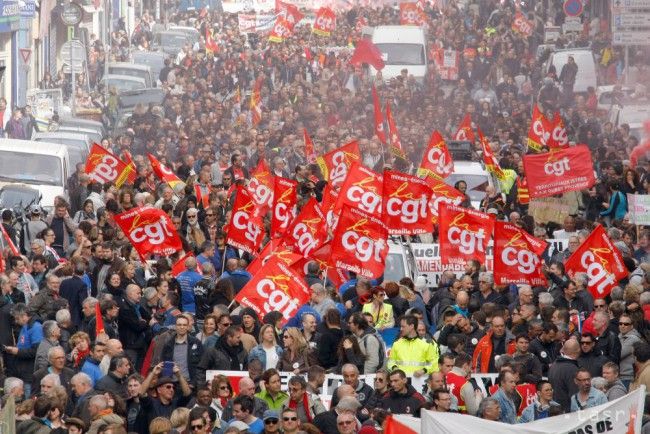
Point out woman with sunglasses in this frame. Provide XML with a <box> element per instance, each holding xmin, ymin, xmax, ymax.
<box><xmin>278</xmin><ymin>327</ymin><xmax>317</xmax><ymax>375</ymax></box>
<box><xmin>210</xmin><ymin>375</ymin><xmax>233</xmax><ymax>420</ymax></box>
<box><xmin>361</xmin><ymin>286</ymin><xmax>394</xmax><ymax>331</ymax></box>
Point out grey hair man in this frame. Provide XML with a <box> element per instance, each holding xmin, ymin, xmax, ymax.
<box><xmin>34</xmin><ymin>320</ymin><xmax>61</xmax><ymax>371</ymax></box>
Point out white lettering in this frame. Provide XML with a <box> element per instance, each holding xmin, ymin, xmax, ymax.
<box><xmin>448</xmin><ymin>227</ymin><xmax>486</xmax><ymax>255</ymax></box>
<box><xmin>580</xmin><ymin>251</ymin><xmax>616</xmax><ymax>296</ymax></box>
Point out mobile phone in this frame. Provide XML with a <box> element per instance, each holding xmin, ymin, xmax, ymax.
<box><xmin>162</xmin><ymin>361</ymin><xmax>174</xmax><ymax>378</ymax></box>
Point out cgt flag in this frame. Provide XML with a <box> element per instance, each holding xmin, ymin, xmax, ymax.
<box><xmin>303</xmin><ymin>129</ymin><xmax>317</xmax><ymax>164</ymax></box>
<box><xmin>331</xmin><ymin>206</ymin><xmax>388</xmax><ymax>279</ymax></box>
<box><xmin>312</xmin><ymin>7</ymin><xmax>336</xmax><ymax>36</ymax></box>
<box><xmin>283</xmin><ymin>197</ymin><xmax>327</xmax><ymax>258</ymax></box>
<box><xmin>235</xmin><ymin>257</ymin><xmax>311</xmax><ymax>325</ymax></box>
<box><xmin>383</xmin><ymin>170</ymin><xmax>433</xmax><ymax>235</ymax></box>
<box><xmin>86</xmin><ymin>143</ymin><xmax>136</xmax><ymax>187</ymax></box>
<box><xmin>247</xmin><ymin>160</ymin><xmax>274</xmax><ymax>214</ymax></box>
<box><xmin>425</xmin><ymin>176</ymin><xmax>466</xmax><ymax>225</ymax></box>
<box><xmin>386</xmin><ymin>103</ymin><xmax>406</xmax><ymax>159</ymax></box>
<box><xmin>478</xmin><ymin>127</ymin><xmax>506</xmax><ymax>180</ymax></box>
<box><xmin>439</xmin><ymin>202</ymin><xmax>495</xmax><ymax>266</ymax></box>
<box><xmin>417</xmin><ymin>130</ymin><xmax>454</xmax><ymax>179</ymax></box>
<box><xmin>271</xmin><ymin>177</ymin><xmax>297</xmax><ymax>237</ymax></box>
<box><xmin>316</xmin><ymin>140</ymin><xmax>361</xmax><ymax>190</ymax></box>
<box><xmin>547</xmin><ymin>112</ymin><xmax>569</xmax><ymax>149</ymax></box>
<box><xmin>335</xmin><ymin>163</ymin><xmax>383</xmax><ymax>218</ymax></box>
<box><xmin>115</xmin><ymin>207</ymin><xmax>182</xmax><ymax>257</ymax></box>
<box><xmin>227</xmin><ymin>186</ymin><xmax>264</xmax><ymax>255</ymax></box>
<box><xmin>148</xmin><ymin>153</ymin><xmax>186</xmax><ymax>193</ymax></box>
<box><xmin>527</xmin><ymin>104</ymin><xmax>550</xmax><ymax>152</ymax></box>
<box><xmin>454</xmin><ymin>113</ymin><xmax>475</xmax><ymax>142</ymax></box>
<box><xmin>493</xmin><ymin>222</ymin><xmax>548</xmax><ymax>286</ymax></box>
<box><xmin>523</xmin><ymin>145</ymin><xmax>595</xmax><ymax>198</ymax></box>
<box><xmin>565</xmin><ymin>224</ymin><xmax>628</xmax><ymax>299</ymax></box>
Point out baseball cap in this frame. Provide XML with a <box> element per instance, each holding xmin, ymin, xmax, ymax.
<box><xmin>263</xmin><ymin>410</ymin><xmax>279</xmax><ymax>421</ymax></box>
<box><xmin>229</xmin><ymin>421</ymin><xmax>249</xmax><ymax>431</ymax></box>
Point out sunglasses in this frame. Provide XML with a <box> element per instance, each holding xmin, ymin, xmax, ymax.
<box><xmin>619</xmin><ymin>322</ymin><xmax>632</xmax><ymax>326</ymax></box>
<box><xmin>206</xmin><ymin>213</ymin><xmax>215</xmax><ymax>217</ymax></box>
<box><xmin>580</xmin><ymin>341</ymin><xmax>594</xmax><ymax>345</ymax></box>
<box><xmin>220</xmin><ymin>322</ymin><xmax>232</xmax><ymax>327</ymax></box>
<box><xmin>187</xmin><ymin>215</ymin><xmax>198</xmax><ymax>218</ymax></box>
<box><xmin>283</xmin><ymin>335</ymin><xmax>291</xmax><ymax>339</ymax></box>
<box><xmin>338</xmin><ymin>421</ymin><xmax>355</xmax><ymax>426</ymax></box>
<box><xmin>219</xmin><ymin>386</ymin><xmax>229</xmax><ymax>390</ymax></box>
<box><xmin>265</xmin><ymin>419</ymin><xmax>279</xmax><ymax>425</ymax></box>
<box><xmin>595</xmin><ymin>304</ymin><xmax>606</xmax><ymax>308</ymax></box>
<box><xmin>191</xmin><ymin>424</ymin><xmax>204</xmax><ymax>431</ymax></box>
<box><xmin>163</xmin><ymin>384</ymin><xmax>175</xmax><ymax>389</ymax></box>
<box><xmin>283</xmin><ymin>417</ymin><xmax>298</xmax><ymax>422</ymax></box>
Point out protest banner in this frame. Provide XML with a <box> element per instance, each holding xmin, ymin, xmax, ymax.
<box><xmin>627</xmin><ymin>194</ymin><xmax>650</xmax><ymax>225</ymax></box>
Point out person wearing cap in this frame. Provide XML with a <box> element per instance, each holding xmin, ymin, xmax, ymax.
<box><xmin>22</xmin><ymin>205</ymin><xmax>47</xmax><ymax>255</ymax></box>
<box><xmin>139</xmin><ymin>362</ymin><xmax>193</xmax><ymax>423</ymax></box>
<box><xmin>65</xmin><ymin>417</ymin><xmax>86</xmax><ymax>434</ymax></box>
<box><xmin>261</xmin><ymin>409</ymin><xmax>280</xmax><ymax>434</ymax></box>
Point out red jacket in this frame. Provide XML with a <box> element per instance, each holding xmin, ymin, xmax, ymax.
<box><xmin>472</xmin><ymin>330</ymin><xmax>515</xmax><ymax>373</ymax></box>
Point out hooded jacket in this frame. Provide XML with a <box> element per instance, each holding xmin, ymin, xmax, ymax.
<box><xmin>378</xmin><ymin>384</ymin><xmax>425</xmax><ymax>416</ymax></box>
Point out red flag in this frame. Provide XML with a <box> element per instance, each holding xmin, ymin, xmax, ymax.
<box><xmin>512</xmin><ymin>11</ymin><xmax>534</xmax><ymax>37</ymax></box>
<box><xmin>205</xmin><ymin>28</ymin><xmax>219</xmax><ymax>54</ymax></box>
<box><xmin>235</xmin><ymin>257</ymin><xmax>311</xmax><ymax>325</ymax></box>
<box><xmin>417</xmin><ymin>130</ymin><xmax>454</xmax><ymax>179</ymax></box>
<box><xmin>227</xmin><ymin>187</ymin><xmax>264</xmax><ymax>255</ymax></box>
<box><xmin>148</xmin><ymin>153</ymin><xmax>186</xmax><ymax>193</ymax></box>
<box><xmin>194</xmin><ymin>184</ymin><xmax>210</xmax><ymax>209</ymax></box>
<box><xmin>247</xmin><ymin>239</ymin><xmax>283</xmax><ymax>276</ymax></box>
<box><xmin>114</xmin><ymin>207</ymin><xmax>182</xmax><ymax>257</ymax></box>
<box><xmin>565</xmin><ymin>225</ymin><xmax>628</xmax><ymax>299</ymax></box>
<box><xmin>303</xmin><ymin>129</ymin><xmax>317</xmax><ymax>164</ymax></box>
<box><xmin>268</xmin><ymin>16</ymin><xmax>293</xmax><ymax>43</ymax></box>
<box><xmin>335</xmin><ymin>163</ymin><xmax>383</xmax><ymax>218</ymax></box>
<box><xmin>493</xmin><ymin>222</ymin><xmax>548</xmax><ymax>286</ymax></box>
<box><xmin>527</xmin><ymin>104</ymin><xmax>551</xmax><ymax>152</ymax></box>
<box><xmin>312</xmin><ymin>7</ymin><xmax>336</xmax><ymax>36</ymax></box>
<box><xmin>172</xmin><ymin>251</ymin><xmax>197</xmax><ymax>277</ymax></box>
<box><xmin>304</xmin><ymin>46</ymin><xmax>312</xmax><ymax>60</ymax></box>
<box><xmin>383</xmin><ymin>170</ymin><xmax>433</xmax><ymax>235</ymax></box>
<box><xmin>321</xmin><ymin>183</ymin><xmax>340</xmax><ymax>231</ymax></box>
<box><xmin>384</xmin><ymin>415</ymin><xmax>418</xmax><ymax>434</ymax></box>
<box><xmin>248</xmin><ymin>160</ymin><xmax>274</xmax><ymax>214</ymax></box>
<box><xmin>350</xmin><ymin>39</ymin><xmax>385</xmax><ymax>70</ymax></box>
<box><xmin>283</xmin><ymin>197</ymin><xmax>327</xmax><ymax>258</ymax></box>
<box><xmin>523</xmin><ymin>145</ymin><xmax>596</xmax><ymax>198</ymax></box>
<box><xmin>386</xmin><ymin>103</ymin><xmax>406</xmax><ymax>159</ymax></box>
<box><xmin>250</xmin><ymin>77</ymin><xmax>263</xmax><ymax>125</ymax></box>
<box><xmin>86</xmin><ymin>143</ymin><xmax>136</xmax><ymax>188</ymax></box>
<box><xmin>477</xmin><ymin>127</ymin><xmax>506</xmax><ymax>180</ymax></box>
<box><xmin>276</xmin><ymin>1</ymin><xmax>303</xmax><ymax>28</ymax></box>
<box><xmin>316</xmin><ymin>140</ymin><xmax>361</xmax><ymax>190</ymax></box>
<box><xmin>95</xmin><ymin>302</ymin><xmax>105</xmax><ymax>337</ymax></box>
<box><xmin>331</xmin><ymin>206</ymin><xmax>388</xmax><ymax>279</ymax></box>
<box><xmin>0</xmin><ymin>223</ymin><xmax>19</xmax><ymax>256</ymax></box>
<box><xmin>547</xmin><ymin>112</ymin><xmax>569</xmax><ymax>149</ymax></box>
<box><xmin>425</xmin><ymin>176</ymin><xmax>466</xmax><ymax>225</ymax></box>
<box><xmin>454</xmin><ymin>113</ymin><xmax>475</xmax><ymax>142</ymax></box>
<box><xmin>400</xmin><ymin>2</ymin><xmax>425</xmax><ymax>25</ymax></box>
<box><xmin>271</xmin><ymin>177</ymin><xmax>298</xmax><ymax>237</ymax></box>
<box><xmin>372</xmin><ymin>86</ymin><xmax>387</xmax><ymax>144</ymax></box>
<box><xmin>439</xmin><ymin>202</ymin><xmax>495</xmax><ymax>266</ymax></box>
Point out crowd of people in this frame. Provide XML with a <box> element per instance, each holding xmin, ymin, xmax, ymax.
<box><xmin>1</xmin><ymin>0</ymin><xmax>650</xmax><ymax>433</ymax></box>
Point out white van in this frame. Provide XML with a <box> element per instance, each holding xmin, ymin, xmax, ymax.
<box><xmin>32</xmin><ymin>131</ymin><xmax>91</xmax><ymax>169</ymax></box>
<box><xmin>370</xmin><ymin>25</ymin><xmax>428</xmax><ymax>82</ymax></box>
<box><xmin>444</xmin><ymin>161</ymin><xmax>494</xmax><ymax>209</ymax></box>
<box><xmin>0</xmin><ymin>140</ymin><xmax>70</xmax><ymax>211</ymax></box>
<box><xmin>545</xmin><ymin>48</ymin><xmax>598</xmax><ymax>94</ymax></box>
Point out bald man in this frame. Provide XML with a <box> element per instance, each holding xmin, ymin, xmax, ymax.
<box><xmin>221</xmin><ymin>377</ymin><xmax>269</xmax><ymax>421</ymax></box>
<box><xmin>176</xmin><ymin>256</ymin><xmax>202</xmax><ymax>313</ymax></box>
<box><xmin>221</xmin><ymin>258</ymin><xmax>252</xmax><ymax>294</ymax></box>
<box><xmin>548</xmin><ymin>338</ymin><xmax>580</xmax><ymax>412</ymax></box>
<box><xmin>100</xmin><ymin>339</ymin><xmax>124</xmax><ymax>375</ymax></box>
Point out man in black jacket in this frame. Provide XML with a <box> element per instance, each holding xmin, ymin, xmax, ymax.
<box><xmin>592</xmin><ymin>310</ymin><xmax>622</xmax><ymax>364</ymax></box>
<box><xmin>197</xmin><ymin>325</ymin><xmax>247</xmax><ymax>387</ymax></box>
<box><xmin>118</xmin><ymin>285</ymin><xmax>151</xmax><ymax>371</ymax></box>
<box><xmin>60</xmin><ymin>258</ymin><xmax>89</xmax><ymax>328</ymax></box>
<box><xmin>95</xmin><ymin>354</ymin><xmax>131</xmax><ymax>399</ymax></box>
<box><xmin>160</xmin><ymin>315</ymin><xmax>203</xmax><ymax>389</ymax></box>
<box><xmin>379</xmin><ymin>369</ymin><xmax>426</xmax><ymax>416</ymax></box>
<box><xmin>548</xmin><ymin>338</ymin><xmax>580</xmax><ymax>413</ymax></box>
<box><xmin>32</xmin><ymin>346</ymin><xmax>76</xmax><ymax>396</ymax></box>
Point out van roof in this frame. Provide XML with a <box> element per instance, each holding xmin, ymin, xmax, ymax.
<box><xmin>101</xmin><ymin>74</ymin><xmax>147</xmax><ymax>83</ymax></box>
<box><xmin>33</xmin><ymin>131</ymin><xmax>90</xmax><ymax>141</ymax></box>
<box><xmin>0</xmin><ymin>139</ymin><xmax>70</xmax><ymax>157</ymax></box>
<box><xmin>108</xmin><ymin>62</ymin><xmax>152</xmax><ymax>71</ymax></box>
<box><xmin>372</xmin><ymin>25</ymin><xmax>425</xmax><ymax>43</ymax></box>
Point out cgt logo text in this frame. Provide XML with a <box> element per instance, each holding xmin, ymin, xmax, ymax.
<box><xmin>130</xmin><ymin>216</ymin><xmax>174</xmax><ymax>245</ymax></box>
<box><xmin>544</xmin><ymin>157</ymin><xmax>570</xmax><ymax>176</ymax></box>
<box><xmin>448</xmin><ymin>227</ymin><xmax>487</xmax><ymax>255</ymax></box>
<box><xmin>254</xmin><ymin>276</ymin><xmax>300</xmax><ymax>319</ymax></box>
<box><xmin>567</xmin><ymin>418</ymin><xmax>614</xmax><ymax>434</ymax></box>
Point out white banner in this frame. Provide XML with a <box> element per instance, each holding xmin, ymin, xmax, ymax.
<box><xmin>422</xmin><ymin>386</ymin><xmax>646</xmax><ymax>433</ymax></box>
<box><xmin>627</xmin><ymin>194</ymin><xmax>650</xmax><ymax>226</ymax></box>
<box><xmin>238</xmin><ymin>13</ymin><xmax>277</xmax><ymax>32</ymax></box>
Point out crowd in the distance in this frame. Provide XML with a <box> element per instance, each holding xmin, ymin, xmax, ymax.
<box><xmin>1</xmin><ymin>0</ymin><xmax>650</xmax><ymax>433</ymax></box>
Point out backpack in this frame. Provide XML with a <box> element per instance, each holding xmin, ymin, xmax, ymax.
<box><xmin>361</xmin><ymin>330</ymin><xmax>387</xmax><ymax>369</ymax></box>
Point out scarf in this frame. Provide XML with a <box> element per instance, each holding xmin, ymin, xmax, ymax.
<box><xmin>75</xmin><ymin>348</ymin><xmax>90</xmax><ymax>367</ymax></box>
<box><xmin>288</xmin><ymin>393</ymin><xmax>313</xmax><ymax>423</ymax></box>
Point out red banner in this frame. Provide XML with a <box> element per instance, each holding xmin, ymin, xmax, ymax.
<box><xmin>372</xmin><ymin>86</ymin><xmax>386</xmax><ymax>144</ymax></box>
<box><xmin>565</xmin><ymin>225</ymin><xmax>628</xmax><ymax>299</ymax></box>
<box><xmin>493</xmin><ymin>222</ymin><xmax>548</xmax><ymax>286</ymax></box>
<box><xmin>523</xmin><ymin>145</ymin><xmax>596</xmax><ymax>198</ymax></box>
<box><xmin>417</xmin><ymin>130</ymin><xmax>454</xmax><ymax>179</ymax></box>
<box><xmin>512</xmin><ymin>11</ymin><xmax>534</xmax><ymax>37</ymax></box>
<box><xmin>268</xmin><ymin>16</ymin><xmax>293</xmax><ymax>43</ymax></box>
<box><xmin>478</xmin><ymin>127</ymin><xmax>506</xmax><ymax>180</ymax></box>
<box><xmin>235</xmin><ymin>257</ymin><xmax>311</xmax><ymax>325</ymax></box>
<box><xmin>425</xmin><ymin>176</ymin><xmax>466</xmax><ymax>225</ymax></box>
<box><xmin>454</xmin><ymin>113</ymin><xmax>475</xmax><ymax>142</ymax></box>
<box><xmin>271</xmin><ymin>177</ymin><xmax>297</xmax><ymax>236</ymax></box>
<box><xmin>316</xmin><ymin>141</ymin><xmax>361</xmax><ymax>190</ymax></box>
<box><xmin>283</xmin><ymin>197</ymin><xmax>327</xmax><ymax>258</ymax></box>
<box><xmin>148</xmin><ymin>153</ymin><xmax>185</xmax><ymax>193</ymax></box>
<box><xmin>547</xmin><ymin>112</ymin><xmax>569</xmax><ymax>149</ymax></box>
<box><xmin>227</xmin><ymin>187</ymin><xmax>264</xmax><ymax>255</ymax></box>
<box><xmin>331</xmin><ymin>206</ymin><xmax>388</xmax><ymax>279</ymax></box>
<box><xmin>115</xmin><ymin>207</ymin><xmax>182</xmax><ymax>257</ymax></box>
<box><xmin>321</xmin><ymin>183</ymin><xmax>340</xmax><ymax>231</ymax></box>
<box><xmin>312</xmin><ymin>7</ymin><xmax>336</xmax><ymax>36</ymax></box>
<box><xmin>172</xmin><ymin>251</ymin><xmax>197</xmax><ymax>277</ymax></box>
<box><xmin>335</xmin><ymin>163</ymin><xmax>383</xmax><ymax>218</ymax></box>
<box><xmin>399</xmin><ymin>2</ymin><xmax>425</xmax><ymax>25</ymax></box>
<box><xmin>527</xmin><ymin>104</ymin><xmax>550</xmax><ymax>152</ymax></box>
<box><xmin>439</xmin><ymin>203</ymin><xmax>495</xmax><ymax>266</ymax></box>
<box><xmin>303</xmin><ymin>129</ymin><xmax>316</xmax><ymax>164</ymax></box>
<box><xmin>248</xmin><ymin>160</ymin><xmax>274</xmax><ymax>213</ymax></box>
<box><xmin>383</xmin><ymin>170</ymin><xmax>433</xmax><ymax>235</ymax></box>
<box><xmin>276</xmin><ymin>0</ymin><xmax>303</xmax><ymax>28</ymax></box>
<box><xmin>386</xmin><ymin>103</ymin><xmax>406</xmax><ymax>159</ymax></box>
<box><xmin>85</xmin><ymin>143</ymin><xmax>136</xmax><ymax>187</ymax></box>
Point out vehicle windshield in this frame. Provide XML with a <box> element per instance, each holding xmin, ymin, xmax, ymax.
<box><xmin>374</xmin><ymin>43</ymin><xmax>425</xmax><ymax>65</ymax></box>
<box><xmin>384</xmin><ymin>252</ymin><xmax>406</xmax><ymax>282</ymax></box>
<box><xmin>445</xmin><ymin>173</ymin><xmax>489</xmax><ymax>202</ymax></box>
<box><xmin>108</xmin><ymin>67</ymin><xmax>148</xmax><ymax>81</ymax></box>
<box><xmin>160</xmin><ymin>33</ymin><xmax>187</xmax><ymax>48</ymax></box>
<box><xmin>0</xmin><ymin>152</ymin><xmax>62</xmax><ymax>186</ymax></box>
<box><xmin>133</xmin><ymin>54</ymin><xmax>165</xmax><ymax>74</ymax></box>
<box><xmin>0</xmin><ymin>188</ymin><xmax>40</xmax><ymax>210</ymax></box>
<box><xmin>103</xmin><ymin>78</ymin><xmax>145</xmax><ymax>92</ymax></box>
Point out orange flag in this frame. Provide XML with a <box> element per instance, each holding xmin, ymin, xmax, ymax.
<box><xmin>303</xmin><ymin>129</ymin><xmax>316</xmax><ymax>164</ymax></box>
<box><xmin>148</xmin><ymin>153</ymin><xmax>186</xmax><ymax>193</ymax></box>
<box><xmin>95</xmin><ymin>302</ymin><xmax>105</xmax><ymax>337</ymax></box>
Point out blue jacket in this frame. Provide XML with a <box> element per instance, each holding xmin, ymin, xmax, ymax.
<box><xmin>81</xmin><ymin>358</ymin><xmax>103</xmax><ymax>386</ymax></box>
<box><xmin>600</xmin><ymin>190</ymin><xmax>627</xmax><ymax>220</ymax></box>
<box><xmin>17</xmin><ymin>320</ymin><xmax>43</xmax><ymax>350</ymax></box>
<box><xmin>492</xmin><ymin>388</ymin><xmax>517</xmax><ymax>424</ymax></box>
<box><xmin>212</xmin><ymin>247</ymin><xmax>239</xmax><ymax>272</ymax></box>
<box><xmin>177</xmin><ymin>269</ymin><xmax>202</xmax><ymax>313</ymax></box>
<box><xmin>248</xmin><ymin>344</ymin><xmax>283</xmax><ymax>367</ymax></box>
<box><xmin>519</xmin><ymin>400</ymin><xmax>561</xmax><ymax>423</ymax></box>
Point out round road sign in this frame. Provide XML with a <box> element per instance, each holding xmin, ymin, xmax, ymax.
<box><xmin>563</xmin><ymin>0</ymin><xmax>583</xmax><ymax>17</ymax></box>
<box><xmin>61</xmin><ymin>2</ymin><xmax>83</xmax><ymax>26</ymax></box>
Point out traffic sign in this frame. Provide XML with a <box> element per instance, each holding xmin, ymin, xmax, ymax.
<box><xmin>613</xmin><ymin>13</ymin><xmax>650</xmax><ymax>28</ymax></box>
<box><xmin>612</xmin><ymin>30</ymin><xmax>650</xmax><ymax>45</ymax></box>
<box><xmin>19</xmin><ymin>48</ymin><xmax>31</xmax><ymax>63</ymax></box>
<box><xmin>563</xmin><ymin>0</ymin><xmax>583</xmax><ymax>17</ymax></box>
<box><xmin>613</xmin><ymin>0</ymin><xmax>650</xmax><ymax>8</ymax></box>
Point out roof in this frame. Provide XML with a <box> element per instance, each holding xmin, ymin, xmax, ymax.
<box><xmin>0</xmin><ymin>139</ymin><xmax>69</xmax><ymax>156</ymax></box>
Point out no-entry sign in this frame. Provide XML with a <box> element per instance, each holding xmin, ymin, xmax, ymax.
<box><xmin>563</xmin><ymin>0</ymin><xmax>583</xmax><ymax>17</ymax></box>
